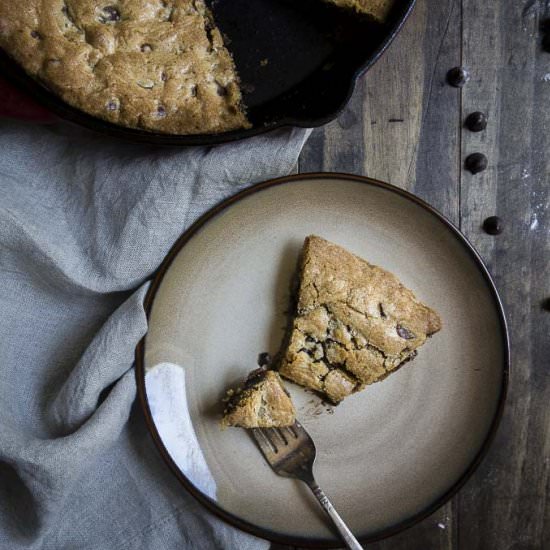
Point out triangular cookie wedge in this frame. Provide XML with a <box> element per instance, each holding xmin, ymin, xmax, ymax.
<box><xmin>222</xmin><ymin>369</ymin><xmax>296</xmax><ymax>428</ymax></box>
<box><xmin>279</xmin><ymin>236</ymin><xmax>442</xmax><ymax>404</ymax></box>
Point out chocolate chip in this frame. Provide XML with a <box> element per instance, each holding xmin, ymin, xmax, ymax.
<box><xmin>257</xmin><ymin>352</ymin><xmax>272</xmax><ymax>367</ymax></box>
<box><xmin>30</xmin><ymin>30</ymin><xmax>40</xmax><ymax>39</ymax></box>
<box><xmin>483</xmin><ymin>216</ymin><xmax>503</xmax><ymax>235</ymax></box>
<box><xmin>156</xmin><ymin>105</ymin><xmax>166</xmax><ymax>117</ymax></box>
<box><xmin>396</xmin><ymin>325</ymin><xmax>415</xmax><ymax>340</ymax></box>
<box><xmin>216</xmin><ymin>83</ymin><xmax>228</xmax><ymax>97</ymax></box>
<box><xmin>246</xmin><ymin>367</ymin><xmax>268</xmax><ymax>386</ymax></box>
<box><xmin>99</xmin><ymin>6</ymin><xmax>120</xmax><ymax>23</ymax></box>
<box><xmin>447</xmin><ymin>66</ymin><xmax>470</xmax><ymax>88</ymax></box>
<box><xmin>140</xmin><ymin>44</ymin><xmax>152</xmax><ymax>53</ymax></box>
<box><xmin>465</xmin><ymin>111</ymin><xmax>487</xmax><ymax>132</ymax></box>
<box><xmin>542</xmin><ymin>298</ymin><xmax>550</xmax><ymax>312</ymax></box>
<box><xmin>106</xmin><ymin>99</ymin><xmax>119</xmax><ymax>111</ymax></box>
<box><xmin>258</xmin><ymin>351</ymin><xmax>271</xmax><ymax>367</ymax></box>
<box><xmin>378</xmin><ymin>303</ymin><xmax>386</xmax><ymax>318</ymax></box>
<box><xmin>465</xmin><ymin>153</ymin><xmax>488</xmax><ymax>174</ymax></box>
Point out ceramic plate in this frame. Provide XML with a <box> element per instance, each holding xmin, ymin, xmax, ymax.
<box><xmin>136</xmin><ymin>173</ymin><xmax>508</xmax><ymax>547</ymax></box>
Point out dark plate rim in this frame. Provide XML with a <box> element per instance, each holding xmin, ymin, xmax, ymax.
<box><xmin>0</xmin><ymin>0</ymin><xmax>415</xmax><ymax>146</ymax></box>
<box><xmin>135</xmin><ymin>172</ymin><xmax>510</xmax><ymax>547</ymax></box>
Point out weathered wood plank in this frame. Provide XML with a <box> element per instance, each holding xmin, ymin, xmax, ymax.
<box><xmin>458</xmin><ymin>0</ymin><xmax>550</xmax><ymax>549</ymax></box>
<box><xmin>298</xmin><ymin>1</ymin><xmax>461</xmax><ymax>549</ymax></box>
<box><xmin>367</xmin><ymin>2</ymin><xmax>460</xmax><ymax>547</ymax></box>
<box><xmin>411</xmin><ymin>0</ymin><xmax>461</xmax><ymax>224</ymax></box>
<box><xmin>294</xmin><ymin>1</ymin><xmax>550</xmax><ymax>550</ymax></box>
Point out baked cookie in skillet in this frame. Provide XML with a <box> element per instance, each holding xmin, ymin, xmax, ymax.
<box><xmin>0</xmin><ymin>0</ymin><xmax>249</xmax><ymax>134</ymax></box>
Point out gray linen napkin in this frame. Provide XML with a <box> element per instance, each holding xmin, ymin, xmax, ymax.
<box><xmin>0</xmin><ymin>119</ymin><xmax>310</xmax><ymax>550</ymax></box>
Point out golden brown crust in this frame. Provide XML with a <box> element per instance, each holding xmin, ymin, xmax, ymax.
<box><xmin>222</xmin><ymin>370</ymin><xmax>296</xmax><ymax>429</ymax></box>
<box><xmin>279</xmin><ymin>236</ymin><xmax>442</xmax><ymax>404</ymax></box>
<box><xmin>324</xmin><ymin>0</ymin><xmax>394</xmax><ymax>21</ymax></box>
<box><xmin>0</xmin><ymin>0</ymin><xmax>250</xmax><ymax>134</ymax></box>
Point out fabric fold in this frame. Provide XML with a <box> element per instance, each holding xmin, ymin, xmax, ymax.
<box><xmin>0</xmin><ymin>119</ymin><xmax>310</xmax><ymax>549</ymax></box>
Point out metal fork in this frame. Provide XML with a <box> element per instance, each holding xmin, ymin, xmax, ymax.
<box><xmin>251</xmin><ymin>421</ymin><xmax>363</xmax><ymax>550</ymax></box>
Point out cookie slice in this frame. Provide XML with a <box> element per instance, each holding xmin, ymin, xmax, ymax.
<box><xmin>325</xmin><ymin>0</ymin><xmax>394</xmax><ymax>22</ymax></box>
<box><xmin>279</xmin><ymin>235</ymin><xmax>442</xmax><ymax>404</ymax></box>
<box><xmin>222</xmin><ymin>369</ymin><xmax>296</xmax><ymax>429</ymax></box>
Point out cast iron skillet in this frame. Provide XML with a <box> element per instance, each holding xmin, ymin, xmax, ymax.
<box><xmin>0</xmin><ymin>0</ymin><xmax>415</xmax><ymax>145</ymax></box>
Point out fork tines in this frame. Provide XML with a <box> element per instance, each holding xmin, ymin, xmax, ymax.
<box><xmin>250</xmin><ymin>421</ymin><xmax>316</xmax><ymax>480</ymax></box>
<box><xmin>252</xmin><ymin>425</ymin><xmax>296</xmax><ymax>456</ymax></box>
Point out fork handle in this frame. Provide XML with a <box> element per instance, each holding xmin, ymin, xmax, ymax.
<box><xmin>306</xmin><ymin>480</ymin><xmax>364</xmax><ymax>550</ymax></box>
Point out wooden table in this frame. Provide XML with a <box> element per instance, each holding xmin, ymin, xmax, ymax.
<box><xmin>280</xmin><ymin>0</ymin><xmax>550</xmax><ymax>548</ymax></box>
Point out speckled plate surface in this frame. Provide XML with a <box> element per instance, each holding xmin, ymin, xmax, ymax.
<box><xmin>136</xmin><ymin>173</ymin><xmax>509</xmax><ymax>547</ymax></box>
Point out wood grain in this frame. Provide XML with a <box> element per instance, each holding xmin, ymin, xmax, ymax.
<box><xmin>457</xmin><ymin>1</ymin><xmax>550</xmax><ymax>549</ymax></box>
<box><xmin>293</xmin><ymin>0</ymin><xmax>550</xmax><ymax>548</ymax></box>
<box><xmin>299</xmin><ymin>1</ymin><xmax>460</xmax><ymax>548</ymax></box>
